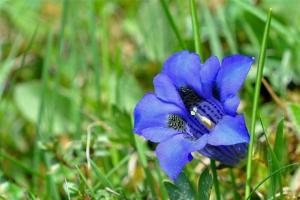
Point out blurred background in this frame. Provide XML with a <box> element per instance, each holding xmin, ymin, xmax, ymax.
<box><xmin>1</xmin><ymin>0</ymin><xmax>300</xmax><ymax>199</ymax></box>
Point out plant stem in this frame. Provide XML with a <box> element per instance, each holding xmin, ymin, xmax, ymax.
<box><xmin>244</xmin><ymin>8</ymin><xmax>272</xmax><ymax>199</ymax></box>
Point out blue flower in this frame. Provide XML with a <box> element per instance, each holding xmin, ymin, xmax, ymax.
<box><xmin>133</xmin><ymin>50</ymin><xmax>254</xmax><ymax>180</ymax></box>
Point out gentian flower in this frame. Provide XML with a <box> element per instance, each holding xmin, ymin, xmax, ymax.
<box><xmin>133</xmin><ymin>50</ymin><xmax>254</xmax><ymax>180</ymax></box>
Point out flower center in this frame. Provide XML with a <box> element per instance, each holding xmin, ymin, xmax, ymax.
<box><xmin>179</xmin><ymin>87</ymin><xmax>224</xmax><ymax>131</ymax></box>
<box><xmin>168</xmin><ymin>114</ymin><xmax>185</xmax><ymax>131</ymax></box>
<box><xmin>166</xmin><ymin>87</ymin><xmax>225</xmax><ymax>140</ymax></box>
<box><xmin>190</xmin><ymin>107</ymin><xmax>215</xmax><ymax>129</ymax></box>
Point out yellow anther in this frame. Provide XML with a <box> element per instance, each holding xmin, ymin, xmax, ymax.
<box><xmin>199</xmin><ymin>115</ymin><xmax>214</xmax><ymax>129</ymax></box>
<box><xmin>191</xmin><ymin>107</ymin><xmax>215</xmax><ymax>129</ymax></box>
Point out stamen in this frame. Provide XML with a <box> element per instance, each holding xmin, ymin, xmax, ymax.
<box><xmin>190</xmin><ymin>107</ymin><xmax>215</xmax><ymax>129</ymax></box>
<box><xmin>168</xmin><ymin>114</ymin><xmax>185</xmax><ymax>131</ymax></box>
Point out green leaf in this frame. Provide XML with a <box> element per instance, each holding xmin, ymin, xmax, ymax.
<box><xmin>107</xmin><ymin>106</ymin><xmax>134</xmax><ymax>145</ymax></box>
<box><xmin>13</xmin><ymin>81</ymin><xmax>79</xmax><ymax>134</ymax></box>
<box><xmin>175</xmin><ymin>173</ymin><xmax>195</xmax><ymax>199</ymax></box>
<box><xmin>274</xmin><ymin>119</ymin><xmax>285</xmax><ymax>165</ymax></box>
<box><xmin>288</xmin><ymin>103</ymin><xmax>300</xmax><ymax>136</ymax></box>
<box><xmin>164</xmin><ymin>172</ymin><xmax>195</xmax><ymax>200</ymax></box>
<box><xmin>164</xmin><ymin>182</ymin><xmax>182</xmax><ymax>200</ymax></box>
<box><xmin>117</xmin><ymin>73</ymin><xmax>143</xmax><ymax>113</ymax></box>
<box><xmin>197</xmin><ymin>168</ymin><xmax>213</xmax><ymax>200</ymax></box>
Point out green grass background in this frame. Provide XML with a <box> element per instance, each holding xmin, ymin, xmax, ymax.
<box><xmin>1</xmin><ymin>0</ymin><xmax>300</xmax><ymax>199</ymax></box>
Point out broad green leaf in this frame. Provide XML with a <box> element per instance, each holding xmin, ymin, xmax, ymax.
<box><xmin>175</xmin><ymin>173</ymin><xmax>195</xmax><ymax>200</ymax></box>
<box><xmin>288</xmin><ymin>103</ymin><xmax>300</xmax><ymax>136</ymax></box>
<box><xmin>107</xmin><ymin>106</ymin><xmax>134</xmax><ymax>145</ymax></box>
<box><xmin>164</xmin><ymin>182</ymin><xmax>182</xmax><ymax>200</ymax></box>
<box><xmin>117</xmin><ymin>73</ymin><xmax>143</xmax><ymax>113</ymax></box>
<box><xmin>13</xmin><ymin>81</ymin><xmax>79</xmax><ymax>134</ymax></box>
<box><xmin>197</xmin><ymin>168</ymin><xmax>213</xmax><ymax>200</ymax></box>
<box><xmin>164</xmin><ymin>172</ymin><xmax>195</xmax><ymax>200</ymax></box>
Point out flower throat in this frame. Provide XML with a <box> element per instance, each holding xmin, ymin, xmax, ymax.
<box><xmin>179</xmin><ymin>87</ymin><xmax>224</xmax><ymax>129</ymax></box>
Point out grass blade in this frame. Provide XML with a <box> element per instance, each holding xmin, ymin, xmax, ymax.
<box><xmin>216</xmin><ymin>6</ymin><xmax>238</xmax><ymax>54</ymax></box>
<box><xmin>90</xmin><ymin>160</ymin><xmax>113</xmax><ymax>188</ymax></box>
<box><xmin>134</xmin><ymin>135</ymin><xmax>156</xmax><ymax>198</ymax></box>
<box><xmin>190</xmin><ymin>0</ymin><xmax>204</xmax><ymax>60</ymax></box>
<box><xmin>159</xmin><ymin>0</ymin><xmax>186</xmax><ymax>49</ymax></box>
<box><xmin>155</xmin><ymin>161</ymin><xmax>168</xmax><ymax>200</ymax></box>
<box><xmin>241</xmin><ymin>19</ymin><xmax>260</xmax><ymax>52</ymax></box>
<box><xmin>75</xmin><ymin>166</ymin><xmax>93</xmax><ymax>191</ymax></box>
<box><xmin>244</xmin><ymin>8</ymin><xmax>272</xmax><ymax>199</ymax></box>
<box><xmin>31</xmin><ymin>31</ymin><xmax>60</xmax><ymax>199</ymax></box>
<box><xmin>260</xmin><ymin>118</ymin><xmax>283</xmax><ymax>198</ymax></box>
<box><xmin>232</xmin><ymin>0</ymin><xmax>298</xmax><ymax>44</ymax></box>
<box><xmin>288</xmin><ymin>103</ymin><xmax>300</xmax><ymax>135</ymax></box>
<box><xmin>88</xmin><ymin>0</ymin><xmax>101</xmax><ymax>106</ymax></box>
<box><xmin>202</xmin><ymin>0</ymin><xmax>223</xmax><ymax>58</ymax></box>
<box><xmin>106</xmin><ymin>154</ymin><xmax>130</xmax><ymax>178</ymax></box>
<box><xmin>0</xmin><ymin>151</ymin><xmax>42</xmax><ymax>177</ymax></box>
<box><xmin>33</xmin><ymin>0</ymin><xmax>68</xmax><ymax>196</ymax></box>
<box><xmin>274</xmin><ymin>119</ymin><xmax>285</xmax><ymax>164</ymax></box>
<box><xmin>246</xmin><ymin>162</ymin><xmax>300</xmax><ymax>200</ymax></box>
<box><xmin>38</xmin><ymin>32</ymin><xmax>61</xmax><ymax>200</ymax></box>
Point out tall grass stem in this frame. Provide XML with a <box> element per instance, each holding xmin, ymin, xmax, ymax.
<box><xmin>160</xmin><ymin>0</ymin><xmax>186</xmax><ymax>49</ymax></box>
<box><xmin>245</xmin><ymin>8</ymin><xmax>272</xmax><ymax>199</ymax></box>
<box><xmin>190</xmin><ymin>0</ymin><xmax>204</xmax><ymax>60</ymax></box>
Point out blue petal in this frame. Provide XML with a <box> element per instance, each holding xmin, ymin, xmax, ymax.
<box><xmin>216</xmin><ymin>55</ymin><xmax>254</xmax><ymax>101</ymax></box>
<box><xmin>223</xmin><ymin>95</ymin><xmax>240</xmax><ymax>116</ymax></box>
<box><xmin>156</xmin><ymin>134</ymin><xmax>208</xmax><ymax>180</ymax></box>
<box><xmin>134</xmin><ymin>93</ymin><xmax>184</xmax><ymax>142</ymax></box>
<box><xmin>200</xmin><ymin>145</ymin><xmax>240</xmax><ymax>166</ymax></box>
<box><xmin>153</xmin><ymin>73</ymin><xmax>185</xmax><ymax>110</ymax></box>
<box><xmin>162</xmin><ymin>50</ymin><xmax>204</xmax><ymax>97</ymax></box>
<box><xmin>199</xmin><ymin>56</ymin><xmax>220</xmax><ymax>97</ymax></box>
<box><xmin>232</xmin><ymin>143</ymin><xmax>248</xmax><ymax>159</ymax></box>
<box><xmin>141</xmin><ymin>127</ymin><xmax>179</xmax><ymax>143</ymax></box>
<box><xmin>207</xmin><ymin>115</ymin><xmax>249</xmax><ymax>146</ymax></box>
